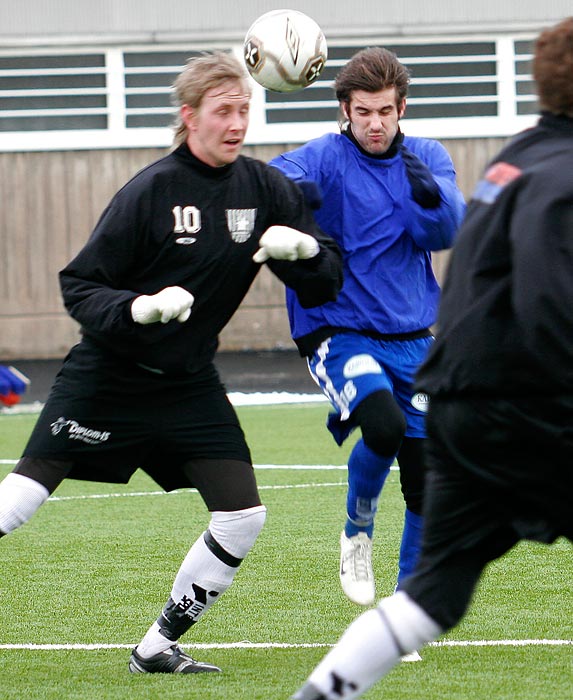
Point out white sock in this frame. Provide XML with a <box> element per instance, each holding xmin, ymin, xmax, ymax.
<box><xmin>378</xmin><ymin>590</ymin><xmax>443</xmax><ymax>652</ymax></box>
<box><xmin>136</xmin><ymin>621</ymin><xmax>170</xmax><ymax>657</ymax></box>
<box><xmin>0</xmin><ymin>473</ymin><xmax>49</xmax><ymax>533</ymax></box>
<box><xmin>170</xmin><ymin>531</ymin><xmax>238</xmax><ymax>603</ymax></box>
<box><xmin>307</xmin><ymin>592</ymin><xmax>442</xmax><ymax>699</ymax></box>
<box><xmin>136</xmin><ymin>533</ymin><xmax>238</xmax><ymax>658</ymax></box>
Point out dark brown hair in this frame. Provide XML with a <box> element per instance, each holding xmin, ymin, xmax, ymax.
<box><xmin>334</xmin><ymin>47</ymin><xmax>410</xmax><ymax>107</ymax></box>
<box><xmin>533</xmin><ymin>17</ymin><xmax>573</xmax><ymax>117</ymax></box>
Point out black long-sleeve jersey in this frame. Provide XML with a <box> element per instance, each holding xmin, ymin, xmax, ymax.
<box><xmin>416</xmin><ymin>113</ymin><xmax>573</xmax><ymax>396</ymax></box>
<box><xmin>60</xmin><ymin>144</ymin><xmax>343</xmax><ymax>375</ymax></box>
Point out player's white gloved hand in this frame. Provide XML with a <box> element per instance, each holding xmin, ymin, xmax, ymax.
<box><xmin>131</xmin><ymin>286</ymin><xmax>194</xmax><ymax>325</ymax></box>
<box><xmin>253</xmin><ymin>225</ymin><xmax>320</xmax><ymax>263</ymax></box>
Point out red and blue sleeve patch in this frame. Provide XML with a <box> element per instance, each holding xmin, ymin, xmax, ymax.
<box><xmin>472</xmin><ymin>161</ymin><xmax>523</xmax><ymax>204</ymax></box>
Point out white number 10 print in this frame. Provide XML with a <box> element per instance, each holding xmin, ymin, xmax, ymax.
<box><xmin>172</xmin><ymin>205</ymin><xmax>201</xmax><ymax>234</ymax></box>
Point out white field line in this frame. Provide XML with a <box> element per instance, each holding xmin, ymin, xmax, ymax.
<box><xmin>0</xmin><ymin>639</ymin><xmax>571</xmax><ymax>651</ymax></box>
<box><xmin>0</xmin><ymin>462</ymin><xmax>398</xmax><ymax>470</ymax></box>
<box><xmin>0</xmin><ymin>464</ymin><xmax>399</xmax><ymax>503</ymax></box>
<box><xmin>0</xmin><ymin>392</ymin><xmax>328</xmax><ymax>417</ymax></box>
<box><xmin>43</xmin><ymin>481</ymin><xmax>349</xmax><ymax>502</ymax></box>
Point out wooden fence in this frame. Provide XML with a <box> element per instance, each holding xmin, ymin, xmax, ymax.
<box><xmin>0</xmin><ymin>138</ymin><xmax>506</xmax><ymax>359</ymax></box>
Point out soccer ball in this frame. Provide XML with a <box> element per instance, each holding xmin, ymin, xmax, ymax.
<box><xmin>243</xmin><ymin>9</ymin><xmax>327</xmax><ymax>93</ymax></box>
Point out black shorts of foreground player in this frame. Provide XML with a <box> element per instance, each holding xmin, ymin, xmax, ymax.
<box><xmin>0</xmin><ymin>52</ymin><xmax>342</xmax><ymax>676</ymax></box>
<box><xmin>290</xmin><ymin>16</ymin><xmax>573</xmax><ymax>700</ymax></box>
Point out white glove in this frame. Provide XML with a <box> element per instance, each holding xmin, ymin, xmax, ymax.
<box><xmin>253</xmin><ymin>225</ymin><xmax>320</xmax><ymax>263</ymax></box>
<box><xmin>131</xmin><ymin>286</ymin><xmax>194</xmax><ymax>325</ymax></box>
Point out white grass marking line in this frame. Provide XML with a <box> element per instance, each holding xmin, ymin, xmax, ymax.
<box><xmin>45</xmin><ymin>481</ymin><xmax>348</xmax><ymax>502</ymax></box>
<box><xmin>0</xmin><ymin>392</ymin><xmax>328</xmax><ymax>416</ymax></box>
<box><xmin>0</xmin><ymin>462</ymin><xmax>399</xmax><ymax>503</ymax></box>
<box><xmin>258</xmin><ymin>464</ymin><xmax>399</xmax><ymax>470</ymax></box>
<box><xmin>0</xmin><ymin>640</ymin><xmax>570</xmax><ymax>651</ymax></box>
<box><xmin>1</xmin><ymin>460</ymin><xmax>398</xmax><ymax>471</ymax></box>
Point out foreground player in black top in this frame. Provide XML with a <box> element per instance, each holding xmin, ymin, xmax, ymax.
<box><xmin>290</xmin><ymin>17</ymin><xmax>573</xmax><ymax>700</ymax></box>
<box><xmin>0</xmin><ymin>52</ymin><xmax>342</xmax><ymax>675</ymax></box>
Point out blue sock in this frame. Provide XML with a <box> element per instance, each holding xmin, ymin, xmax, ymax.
<box><xmin>345</xmin><ymin>439</ymin><xmax>393</xmax><ymax>538</ymax></box>
<box><xmin>396</xmin><ymin>509</ymin><xmax>424</xmax><ymax>589</ymax></box>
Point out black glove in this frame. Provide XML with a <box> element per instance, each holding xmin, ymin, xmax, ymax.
<box><xmin>400</xmin><ymin>146</ymin><xmax>441</xmax><ymax>209</ymax></box>
<box><xmin>296</xmin><ymin>180</ymin><xmax>323</xmax><ymax>210</ymax></box>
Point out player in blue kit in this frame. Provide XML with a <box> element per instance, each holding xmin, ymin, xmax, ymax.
<box><xmin>271</xmin><ymin>47</ymin><xmax>465</xmax><ymax>614</ymax></box>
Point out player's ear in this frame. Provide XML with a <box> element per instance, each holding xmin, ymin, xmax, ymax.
<box><xmin>398</xmin><ymin>98</ymin><xmax>407</xmax><ymax>119</ymax></box>
<box><xmin>181</xmin><ymin>104</ymin><xmax>196</xmax><ymax>131</ymax></box>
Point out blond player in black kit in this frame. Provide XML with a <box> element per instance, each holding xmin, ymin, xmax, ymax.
<box><xmin>0</xmin><ymin>52</ymin><xmax>342</xmax><ymax>676</ymax></box>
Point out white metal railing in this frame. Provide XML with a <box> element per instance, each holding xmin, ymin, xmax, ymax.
<box><xmin>0</xmin><ymin>33</ymin><xmax>539</xmax><ymax>152</ymax></box>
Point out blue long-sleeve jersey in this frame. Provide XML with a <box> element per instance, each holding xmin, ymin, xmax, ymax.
<box><xmin>270</xmin><ymin>131</ymin><xmax>466</xmax><ymax>355</ymax></box>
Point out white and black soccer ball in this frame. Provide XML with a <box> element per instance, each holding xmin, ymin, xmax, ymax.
<box><xmin>243</xmin><ymin>9</ymin><xmax>327</xmax><ymax>93</ymax></box>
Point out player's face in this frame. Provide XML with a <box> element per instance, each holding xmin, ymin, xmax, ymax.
<box><xmin>344</xmin><ymin>87</ymin><xmax>406</xmax><ymax>155</ymax></box>
<box><xmin>183</xmin><ymin>79</ymin><xmax>251</xmax><ymax>167</ymax></box>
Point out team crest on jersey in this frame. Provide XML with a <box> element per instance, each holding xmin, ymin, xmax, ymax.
<box><xmin>226</xmin><ymin>209</ymin><xmax>256</xmax><ymax>243</ymax></box>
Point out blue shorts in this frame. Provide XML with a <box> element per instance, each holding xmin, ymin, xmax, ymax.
<box><xmin>308</xmin><ymin>332</ymin><xmax>432</xmax><ymax>445</ymax></box>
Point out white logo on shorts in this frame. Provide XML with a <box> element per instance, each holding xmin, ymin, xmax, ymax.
<box><xmin>411</xmin><ymin>392</ymin><xmax>430</xmax><ymax>413</ymax></box>
<box><xmin>343</xmin><ymin>354</ymin><xmax>382</xmax><ymax>378</ymax></box>
<box><xmin>50</xmin><ymin>417</ymin><xmax>111</xmax><ymax>445</ymax></box>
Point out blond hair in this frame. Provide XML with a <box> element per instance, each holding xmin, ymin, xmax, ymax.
<box><xmin>172</xmin><ymin>52</ymin><xmax>251</xmax><ymax>148</ymax></box>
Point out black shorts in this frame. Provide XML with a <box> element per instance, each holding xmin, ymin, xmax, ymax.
<box><xmin>22</xmin><ymin>342</ymin><xmax>252</xmax><ymax>493</ymax></box>
<box><xmin>402</xmin><ymin>396</ymin><xmax>573</xmax><ymax>628</ymax></box>
<box><xmin>425</xmin><ymin>396</ymin><xmax>573</xmax><ymax>537</ymax></box>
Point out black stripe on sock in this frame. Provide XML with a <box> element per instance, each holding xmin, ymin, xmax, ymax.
<box><xmin>376</xmin><ymin>607</ymin><xmax>408</xmax><ymax>657</ymax></box>
<box><xmin>203</xmin><ymin>529</ymin><xmax>242</xmax><ymax>568</ymax></box>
